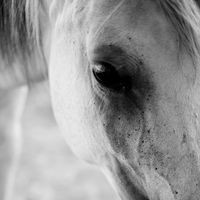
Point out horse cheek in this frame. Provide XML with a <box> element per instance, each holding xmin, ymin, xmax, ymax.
<box><xmin>97</xmin><ymin>95</ymin><xmax>144</xmax><ymax>161</ymax></box>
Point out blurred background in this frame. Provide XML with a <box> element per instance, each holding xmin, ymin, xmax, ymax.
<box><xmin>14</xmin><ymin>82</ymin><xmax>119</xmax><ymax>200</ymax></box>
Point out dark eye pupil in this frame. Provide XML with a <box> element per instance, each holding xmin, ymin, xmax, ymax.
<box><xmin>92</xmin><ymin>62</ymin><xmax>131</xmax><ymax>91</ymax></box>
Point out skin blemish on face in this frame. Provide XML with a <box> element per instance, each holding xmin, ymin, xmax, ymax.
<box><xmin>181</xmin><ymin>133</ymin><xmax>187</xmax><ymax>144</ymax></box>
<box><xmin>127</xmin><ymin>36</ymin><xmax>132</xmax><ymax>41</ymax></box>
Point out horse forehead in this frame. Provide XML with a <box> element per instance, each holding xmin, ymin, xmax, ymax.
<box><xmin>82</xmin><ymin>0</ymin><xmax>173</xmax><ymax>49</ymax></box>
<box><xmin>70</xmin><ymin>0</ymin><xmax>168</xmax><ymax>34</ymax></box>
<box><xmin>84</xmin><ymin>1</ymin><xmax>168</xmax><ymax>35</ymax></box>
<box><xmin>72</xmin><ymin>0</ymin><xmax>152</xmax><ymax>29</ymax></box>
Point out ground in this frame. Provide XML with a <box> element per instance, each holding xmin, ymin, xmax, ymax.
<box><xmin>14</xmin><ymin>83</ymin><xmax>118</xmax><ymax>200</ymax></box>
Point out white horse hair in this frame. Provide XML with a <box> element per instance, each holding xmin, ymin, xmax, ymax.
<box><xmin>1</xmin><ymin>0</ymin><xmax>200</xmax><ymax>200</ymax></box>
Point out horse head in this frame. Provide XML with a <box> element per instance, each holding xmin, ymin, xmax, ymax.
<box><xmin>49</xmin><ymin>0</ymin><xmax>200</xmax><ymax>199</ymax></box>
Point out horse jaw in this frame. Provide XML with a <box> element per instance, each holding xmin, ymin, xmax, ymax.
<box><xmin>101</xmin><ymin>154</ymin><xmax>176</xmax><ymax>200</ymax></box>
<box><xmin>142</xmin><ymin>167</ymin><xmax>175</xmax><ymax>200</ymax></box>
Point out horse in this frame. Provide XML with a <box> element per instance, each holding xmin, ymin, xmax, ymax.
<box><xmin>1</xmin><ymin>0</ymin><xmax>200</xmax><ymax>199</ymax></box>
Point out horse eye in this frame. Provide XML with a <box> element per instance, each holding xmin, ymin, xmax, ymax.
<box><xmin>92</xmin><ymin>62</ymin><xmax>131</xmax><ymax>92</ymax></box>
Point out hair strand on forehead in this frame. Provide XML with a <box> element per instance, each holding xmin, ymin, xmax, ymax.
<box><xmin>156</xmin><ymin>0</ymin><xmax>200</xmax><ymax>67</ymax></box>
<box><xmin>93</xmin><ymin>0</ymin><xmax>126</xmax><ymax>41</ymax></box>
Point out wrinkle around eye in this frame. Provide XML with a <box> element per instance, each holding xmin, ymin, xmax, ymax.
<box><xmin>89</xmin><ymin>44</ymin><xmax>143</xmax><ymax>72</ymax></box>
<box><xmin>89</xmin><ymin>45</ymin><xmax>155</xmax><ymax>100</ymax></box>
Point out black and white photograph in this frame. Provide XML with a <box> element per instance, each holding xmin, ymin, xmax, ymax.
<box><xmin>0</xmin><ymin>0</ymin><xmax>200</xmax><ymax>200</ymax></box>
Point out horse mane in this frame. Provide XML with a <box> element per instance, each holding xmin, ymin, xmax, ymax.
<box><xmin>0</xmin><ymin>0</ymin><xmax>50</xmax><ymax>86</ymax></box>
<box><xmin>156</xmin><ymin>0</ymin><xmax>200</xmax><ymax>64</ymax></box>
<box><xmin>0</xmin><ymin>0</ymin><xmax>46</xmax><ymax>62</ymax></box>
